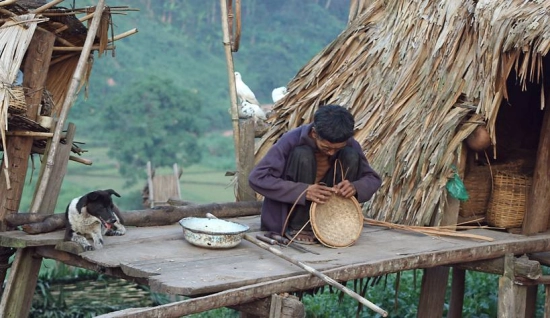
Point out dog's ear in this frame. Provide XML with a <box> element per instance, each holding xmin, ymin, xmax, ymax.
<box><xmin>105</xmin><ymin>189</ymin><xmax>121</xmax><ymax>198</ymax></box>
<box><xmin>87</xmin><ymin>192</ymin><xmax>100</xmax><ymax>201</ymax></box>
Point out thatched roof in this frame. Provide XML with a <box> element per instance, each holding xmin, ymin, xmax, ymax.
<box><xmin>255</xmin><ymin>0</ymin><xmax>550</xmax><ymax>226</ymax></box>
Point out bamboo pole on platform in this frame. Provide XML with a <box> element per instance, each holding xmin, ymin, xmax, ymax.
<box><xmin>220</xmin><ymin>0</ymin><xmax>240</xmax><ymax>165</ymax></box>
<box><xmin>30</xmin><ymin>0</ymin><xmax>106</xmax><ymax>213</ymax></box>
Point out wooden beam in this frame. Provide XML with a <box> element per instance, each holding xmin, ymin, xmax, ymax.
<box><xmin>34</xmin><ymin>246</ymin><xmax>148</xmax><ymax>285</ymax></box>
<box><xmin>418</xmin><ymin>146</ymin><xmax>466</xmax><ymax>317</ymax></box>
<box><xmin>498</xmin><ymin>254</ymin><xmax>526</xmax><ymax>318</ymax></box>
<box><xmin>447</xmin><ymin>268</ymin><xmax>465</xmax><ymax>318</ymax></box>
<box><xmin>7</xmin><ymin>201</ymin><xmax>262</xmax><ymax>234</ymax></box>
<box><xmin>0</xmin><ymin>248</ymin><xmax>42</xmax><ymax>317</ymax></box>
<box><xmin>523</xmin><ymin>105</ymin><xmax>550</xmax><ymax>234</ymax></box>
<box><xmin>31</xmin><ymin>123</ymin><xmax>77</xmax><ymax>213</ymax></box>
<box><xmin>457</xmin><ymin>255</ymin><xmax>541</xmax><ymax>279</ymax></box>
<box><xmin>237</xmin><ymin>119</ymin><xmax>256</xmax><ymax>201</ymax></box>
<box><xmin>229</xmin><ymin>294</ymin><xmax>305</xmax><ymax>318</ymax></box>
<box><xmin>417</xmin><ymin>267</ymin><xmax>449</xmax><ymax>318</ymax></box>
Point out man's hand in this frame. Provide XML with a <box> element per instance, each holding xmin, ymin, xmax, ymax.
<box><xmin>334</xmin><ymin>180</ymin><xmax>356</xmax><ymax>198</ymax></box>
<box><xmin>306</xmin><ymin>184</ymin><xmax>336</xmax><ymax>204</ymax></box>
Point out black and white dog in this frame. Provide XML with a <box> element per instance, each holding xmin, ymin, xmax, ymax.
<box><xmin>64</xmin><ymin>189</ymin><xmax>126</xmax><ymax>251</ymax></box>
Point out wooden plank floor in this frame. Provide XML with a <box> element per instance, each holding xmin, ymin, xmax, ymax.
<box><xmin>2</xmin><ymin>215</ymin><xmax>550</xmax><ymax>296</ymax></box>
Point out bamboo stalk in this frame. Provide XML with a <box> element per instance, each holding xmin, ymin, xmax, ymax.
<box><xmin>109</xmin><ymin>28</ymin><xmax>138</xmax><ymax>42</ymax></box>
<box><xmin>219</xmin><ymin>0</ymin><xmax>240</xmax><ymax>165</ymax></box>
<box><xmin>6</xmin><ymin>131</ymin><xmax>54</xmax><ymax>138</ymax></box>
<box><xmin>0</xmin><ymin>0</ymin><xmax>17</xmax><ymax>7</ymax></box>
<box><xmin>31</xmin><ymin>0</ymin><xmax>64</xmax><ymax>14</ymax></box>
<box><xmin>243</xmin><ymin>234</ymin><xmax>388</xmax><ymax>316</ymax></box>
<box><xmin>53</xmin><ymin>45</ymin><xmax>114</xmax><ymax>51</ymax></box>
<box><xmin>30</xmin><ymin>0</ymin><xmax>106</xmax><ymax>213</ymax></box>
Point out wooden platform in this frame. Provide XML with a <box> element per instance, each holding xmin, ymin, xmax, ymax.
<box><xmin>2</xmin><ymin>216</ymin><xmax>550</xmax><ymax>300</ymax></box>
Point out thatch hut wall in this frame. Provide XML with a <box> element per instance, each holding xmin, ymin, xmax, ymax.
<box><xmin>255</xmin><ymin>0</ymin><xmax>550</xmax><ymax>226</ymax></box>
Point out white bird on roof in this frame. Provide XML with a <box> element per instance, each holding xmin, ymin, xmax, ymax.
<box><xmin>239</xmin><ymin>101</ymin><xmax>266</xmax><ymax>122</ymax></box>
<box><xmin>271</xmin><ymin>86</ymin><xmax>288</xmax><ymax>103</ymax></box>
<box><xmin>234</xmin><ymin>72</ymin><xmax>260</xmax><ymax>105</ymax></box>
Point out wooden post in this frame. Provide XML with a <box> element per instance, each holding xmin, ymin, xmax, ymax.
<box><xmin>417</xmin><ymin>266</ymin><xmax>450</xmax><ymax>318</ymax></box>
<box><xmin>545</xmin><ymin>285</ymin><xmax>550</xmax><ymax>318</ymax></box>
<box><xmin>220</xmin><ymin>0</ymin><xmax>241</xmax><ymax>167</ymax></box>
<box><xmin>237</xmin><ymin>119</ymin><xmax>256</xmax><ymax>201</ymax></box>
<box><xmin>0</xmin><ymin>28</ymin><xmax>55</xmax><ymax>289</ymax></box>
<box><xmin>418</xmin><ymin>145</ymin><xmax>467</xmax><ymax>316</ymax></box>
<box><xmin>232</xmin><ymin>294</ymin><xmax>305</xmax><ymax>318</ymax></box>
<box><xmin>31</xmin><ymin>123</ymin><xmax>77</xmax><ymax>213</ymax></box>
<box><xmin>523</xmin><ymin>105</ymin><xmax>550</xmax><ymax>234</ymax></box>
<box><xmin>498</xmin><ymin>254</ymin><xmax>527</xmax><ymax>318</ymax></box>
<box><xmin>0</xmin><ymin>248</ymin><xmax>41</xmax><ymax>317</ymax></box>
<box><xmin>447</xmin><ymin>268</ymin><xmax>465</xmax><ymax>318</ymax></box>
<box><xmin>0</xmin><ymin>28</ymin><xmax>55</xmax><ymax>226</ymax></box>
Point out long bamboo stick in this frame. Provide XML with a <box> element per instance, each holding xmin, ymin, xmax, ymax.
<box><xmin>204</xmin><ymin>213</ymin><xmax>388</xmax><ymax>317</ymax></box>
<box><xmin>31</xmin><ymin>0</ymin><xmax>63</xmax><ymax>14</ymax></box>
<box><xmin>30</xmin><ymin>0</ymin><xmax>106</xmax><ymax>213</ymax></box>
<box><xmin>219</xmin><ymin>0</ymin><xmax>240</xmax><ymax>165</ymax></box>
<box><xmin>243</xmin><ymin>234</ymin><xmax>388</xmax><ymax>316</ymax></box>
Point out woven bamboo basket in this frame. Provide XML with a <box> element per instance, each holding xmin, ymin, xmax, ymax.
<box><xmin>310</xmin><ymin>195</ymin><xmax>363</xmax><ymax>248</ymax></box>
<box><xmin>459</xmin><ymin>165</ymin><xmax>492</xmax><ymax>217</ymax></box>
<box><xmin>486</xmin><ymin>171</ymin><xmax>532</xmax><ymax>228</ymax></box>
<box><xmin>7</xmin><ymin>86</ymin><xmax>27</xmax><ymax>114</ymax></box>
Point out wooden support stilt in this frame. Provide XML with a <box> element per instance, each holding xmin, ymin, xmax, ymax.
<box><xmin>417</xmin><ymin>267</ymin><xmax>449</xmax><ymax>318</ymax></box>
<box><xmin>418</xmin><ymin>146</ymin><xmax>467</xmax><ymax>316</ymax></box>
<box><xmin>31</xmin><ymin>123</ymin><xmax>77</xmax><ymax>213</ymax></box>
<box><xmin>232</xmin><ymin>294</ymin><xmax>305</xmax><ymax>318</ymax></box>
<box><xmin>498</xmin><ymin>253</ymin><xmax>527</xmax><ymax>318</ymax></box>
<box><xmin>0</xmin><ymin>27</ymin><xmax>55</xmax><ymax>290</ymax></box>
<box><xmin>237</xmin><ymin>118</ymin><xmax>256</xmax><ymax>201</ymax></box>
<box><xmin>457</xmin><ymin>255</ymin><xmax>541</xmax><ymax>279</ymax></box>
<box><xmin>447</xmin><ymin>268</ymin><xmax>465</xmax><ymax>318</ymax></box>
<box><xmin>0</xmin><ymin>248</ymin><xmax>42</xmax><ymax>317</ymax></box>
<box><xmin>524</xmin><ymin>285</ymin><xmax>537</xmax><ymax>318</ymax></box>
<box><xmin>523</xmin><ymin>104</ymin><xmax>550</xmax><ymax>234</ymax></box>
<box><xmin>545</xmin><ymin>285</ymin><xmax>550</xmax><ymax>318</ymax></box>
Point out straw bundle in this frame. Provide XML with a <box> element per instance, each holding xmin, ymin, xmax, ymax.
<box><xmin>255</xmin><ymin>0</ymin><xmax>550</xmax><ymax>226</ymax></box>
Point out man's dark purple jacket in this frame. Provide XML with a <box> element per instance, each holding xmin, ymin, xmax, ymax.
<box><xmin>248</xmin><ymin>123</ymin><xmax>382</xmax><ymax>234</ymax></box>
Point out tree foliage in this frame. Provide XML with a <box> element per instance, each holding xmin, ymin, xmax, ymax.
<box><xmin>101</xmin><ymin>75</ymin><xmax>203</xmax><ymax>184</ymax></box>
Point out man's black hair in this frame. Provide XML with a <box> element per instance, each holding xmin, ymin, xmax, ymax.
<box><xmin>313</xmin><ymin>105</ymin><xmax>355</xmax><ymax>143</ymax></box>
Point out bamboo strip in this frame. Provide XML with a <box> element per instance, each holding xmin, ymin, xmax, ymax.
<box><xmin>364</xmin><ymin>218</ymin><xmax>495</xmax><ymax>242</ymax></box>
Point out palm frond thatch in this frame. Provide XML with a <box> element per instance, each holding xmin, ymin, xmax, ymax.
<box><xmin>255</xmin><ymin>0</ymin><xmax>550</xmax><ymax>226</ymax></box>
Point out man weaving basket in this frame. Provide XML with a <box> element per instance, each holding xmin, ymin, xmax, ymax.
<box><xmin>248</xmin><ymin>105</ymin><xmax>381</xmax><ymax>244</ymax></box>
